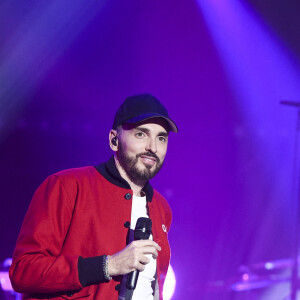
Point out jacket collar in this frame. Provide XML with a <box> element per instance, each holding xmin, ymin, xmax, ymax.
<box><xmin>95</xmin><ymin>156</ymin><xmax>153</xmax><ymax>202</ymax></box>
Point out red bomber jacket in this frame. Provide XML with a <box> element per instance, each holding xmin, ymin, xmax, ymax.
<box><xmin>9</xmin><ymin>157</ymin><xmax>172</xmax><ymax>300</ymax></box>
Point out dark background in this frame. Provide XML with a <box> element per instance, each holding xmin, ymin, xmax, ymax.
<box><xmin>1</xmin><ymin>0</ymin><xmax>300</xmax><ymax>299</ymax></box>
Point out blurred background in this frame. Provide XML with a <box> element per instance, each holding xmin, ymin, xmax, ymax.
<box><xmin>1</xmin><ymin>0</ymin><xmax>300</xmax><ymax>299</ymax></box>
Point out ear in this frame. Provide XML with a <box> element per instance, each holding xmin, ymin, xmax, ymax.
<box><xmin>109</xmin><ymin>129</ymin><xmax>118</xmax><ymax>151</ymax></box>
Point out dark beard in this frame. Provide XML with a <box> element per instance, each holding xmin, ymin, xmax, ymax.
<box><xmin>117</xmin><ymin>143</ymin><xmax>164</xmax><ymax>182</ymax></box>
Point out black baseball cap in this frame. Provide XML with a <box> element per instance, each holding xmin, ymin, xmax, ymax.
<box><xmin>112</xmin><ymin>93</ymin><xmax>178</xmax><ymax>133</ymax></box>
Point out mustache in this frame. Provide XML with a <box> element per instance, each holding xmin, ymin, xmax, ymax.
<box><xmin>137</xmin><ymin>152</ymin><xmax>160</xmax><ymax>163</ymax></box>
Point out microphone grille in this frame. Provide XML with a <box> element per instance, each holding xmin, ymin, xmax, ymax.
<box><xmin>134</xmin><ymin>217</ymin><xmax>152</xmax><ymax>240</ymax></box>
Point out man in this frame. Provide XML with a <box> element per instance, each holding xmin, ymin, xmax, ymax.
<box><xmin>9</xmin><ymin>94</ymin><xmax>178</xmax><ymax>300</ymax></box>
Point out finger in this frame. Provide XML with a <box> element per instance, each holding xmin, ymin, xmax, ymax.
<box><xmin>151</xmin><ymin>250</ymin><xmax>158</xmax><ymax>259</ymax></box>
<box><xmin>132</xmin><ymin>240</ymin><xmax>161</xmax><ymax>251</ymax></box>
<box><xmin>139</xmin><ymin>246</ymin><xmax>159</xmax><ymax>258</ymax></box>
<box><xmin>130</xmin><ymin>246</ymin><xmax>158</xmax><ymax>261</ymax></box>
<box><xmin>130</xmin><ymin>257</ymin><xmax>148</xmax><ymax>272</ymax></box>
<box><xmin>139</xmin><ymin>255</ymin><xmax>150</xmax><ymax>265</ymax></box>
<box><xmin>136</xmin><ymin>262</ymin><xmax>146</xmax><ymax>272</ymax></box>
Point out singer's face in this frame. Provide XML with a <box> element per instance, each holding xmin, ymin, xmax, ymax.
<box><xmin>116</xmin><ymin>118</ymin><xmax>169</xmax><ymax>182</ymax></box>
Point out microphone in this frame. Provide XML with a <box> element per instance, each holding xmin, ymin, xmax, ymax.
<box><xmin>126</xmin><ymin>217</ymin><xmax>152</xmax><ymax>290</ymax></box>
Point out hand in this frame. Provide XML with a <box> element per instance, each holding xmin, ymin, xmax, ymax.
<box><xmin>107</xmin><ymin>240</ymin><xmax>161</xmax><ymax>276</ymax></box>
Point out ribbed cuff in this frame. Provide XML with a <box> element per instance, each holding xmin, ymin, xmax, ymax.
<box><xmin>78</xmin><ymin>255</ymin><xmax>108</xmax><ymax>287</ymax></box>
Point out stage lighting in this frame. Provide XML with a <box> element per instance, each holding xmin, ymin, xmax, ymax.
<box><xmin>163</xmin><ymin>265</ymin><xmax>176</xmax><ymax>300</ymax></box>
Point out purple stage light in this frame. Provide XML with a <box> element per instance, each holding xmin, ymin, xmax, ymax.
<box><xmin>264</xmin><ymin>262</ymin><xmax>275</xmax><ymax>270</ymax></box>
<box><xmin>0</xmin><ymin>1</ymin><xmax>108</xmax><ymax>142</ymax></box>
<box><xmin>196</xmin><ymin>1</ymin><xmax>300</xmax><ymax>299</ymax></box>
<box><xmin>0</xmin><ymin>271</ymin><xmax>12</xmax><ymax>292</ymax></box>
<box><xmin>196</xmin><ymin>0</ymin><xmax>300</xmax><ymax>225</ymax></box>
<box><xmin>196</xmin><ymin>0</ymin><xmax>300</xmax><ymax>132</ymax></box>
<box><xmin>0</xmin><ymin>258</ymin><xmax>14</xmax><ymax>292</ymax></box>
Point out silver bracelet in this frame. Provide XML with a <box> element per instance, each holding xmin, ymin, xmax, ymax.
<box><xmin>103</xmin><ymin>255</ymin><xmax>112</xmax><ymax>281</ymax></box>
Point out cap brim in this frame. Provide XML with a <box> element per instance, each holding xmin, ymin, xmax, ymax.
<box><xmin>125</xmin><ymin>113</ymin><xmax>178</xmax><ymax>133</ymax></box>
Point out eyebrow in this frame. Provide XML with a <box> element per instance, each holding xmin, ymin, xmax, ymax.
<box><xmin>135</xmin><ymin>126</ymin><xmax>169</xmax><ymax>137</ymax></box>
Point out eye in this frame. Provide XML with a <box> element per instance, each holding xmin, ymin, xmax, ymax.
<box><xmin>158</xmin><ymin>136</ymin><xmax>168</xmax><ymax>142</ymax></box>
<box><xmin>135</xmin><ymin>131</ymin><xmax>146</xmax><ymax>138</ymax></box>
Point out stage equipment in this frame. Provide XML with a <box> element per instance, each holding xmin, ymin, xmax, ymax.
<box><xmin>280</xmin><ymin>100</ymin><xmax>300</xmax><ymax>300</ymax></box>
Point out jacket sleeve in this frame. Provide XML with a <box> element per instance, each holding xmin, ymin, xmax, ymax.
<box><xmin>9</xmin><ymin>175</ymin><xmax>84</xmax><ymax>294</ymax></box>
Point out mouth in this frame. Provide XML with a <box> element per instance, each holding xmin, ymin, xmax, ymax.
<box><xmin>139</xmin><ymin>155</ymin><xmax>157</xmax><ymax>166</ymax></box>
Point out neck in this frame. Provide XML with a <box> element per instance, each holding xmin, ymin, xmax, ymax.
<box><xmin>114</xmin><ymin>155</ymin><xmax>146</xmax><ymax>196</ymax></box>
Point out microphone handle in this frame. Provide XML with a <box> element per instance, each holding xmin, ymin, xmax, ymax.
<box><xmin>126</xmin><ymin>269</ymin><xmax>140</xmax><ymax>290</ymax></box>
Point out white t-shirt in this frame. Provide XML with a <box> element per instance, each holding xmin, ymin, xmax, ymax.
<box><xmin>131</xmin><ymin>195</ymin><xmax>156</xmax><ymax>300</ymax></box>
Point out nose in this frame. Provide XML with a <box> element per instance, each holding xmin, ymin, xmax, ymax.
<box><xmin>145</xmin><ymin>137</ymin><xmax>157</xmax><ymax>153</ymax></box>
